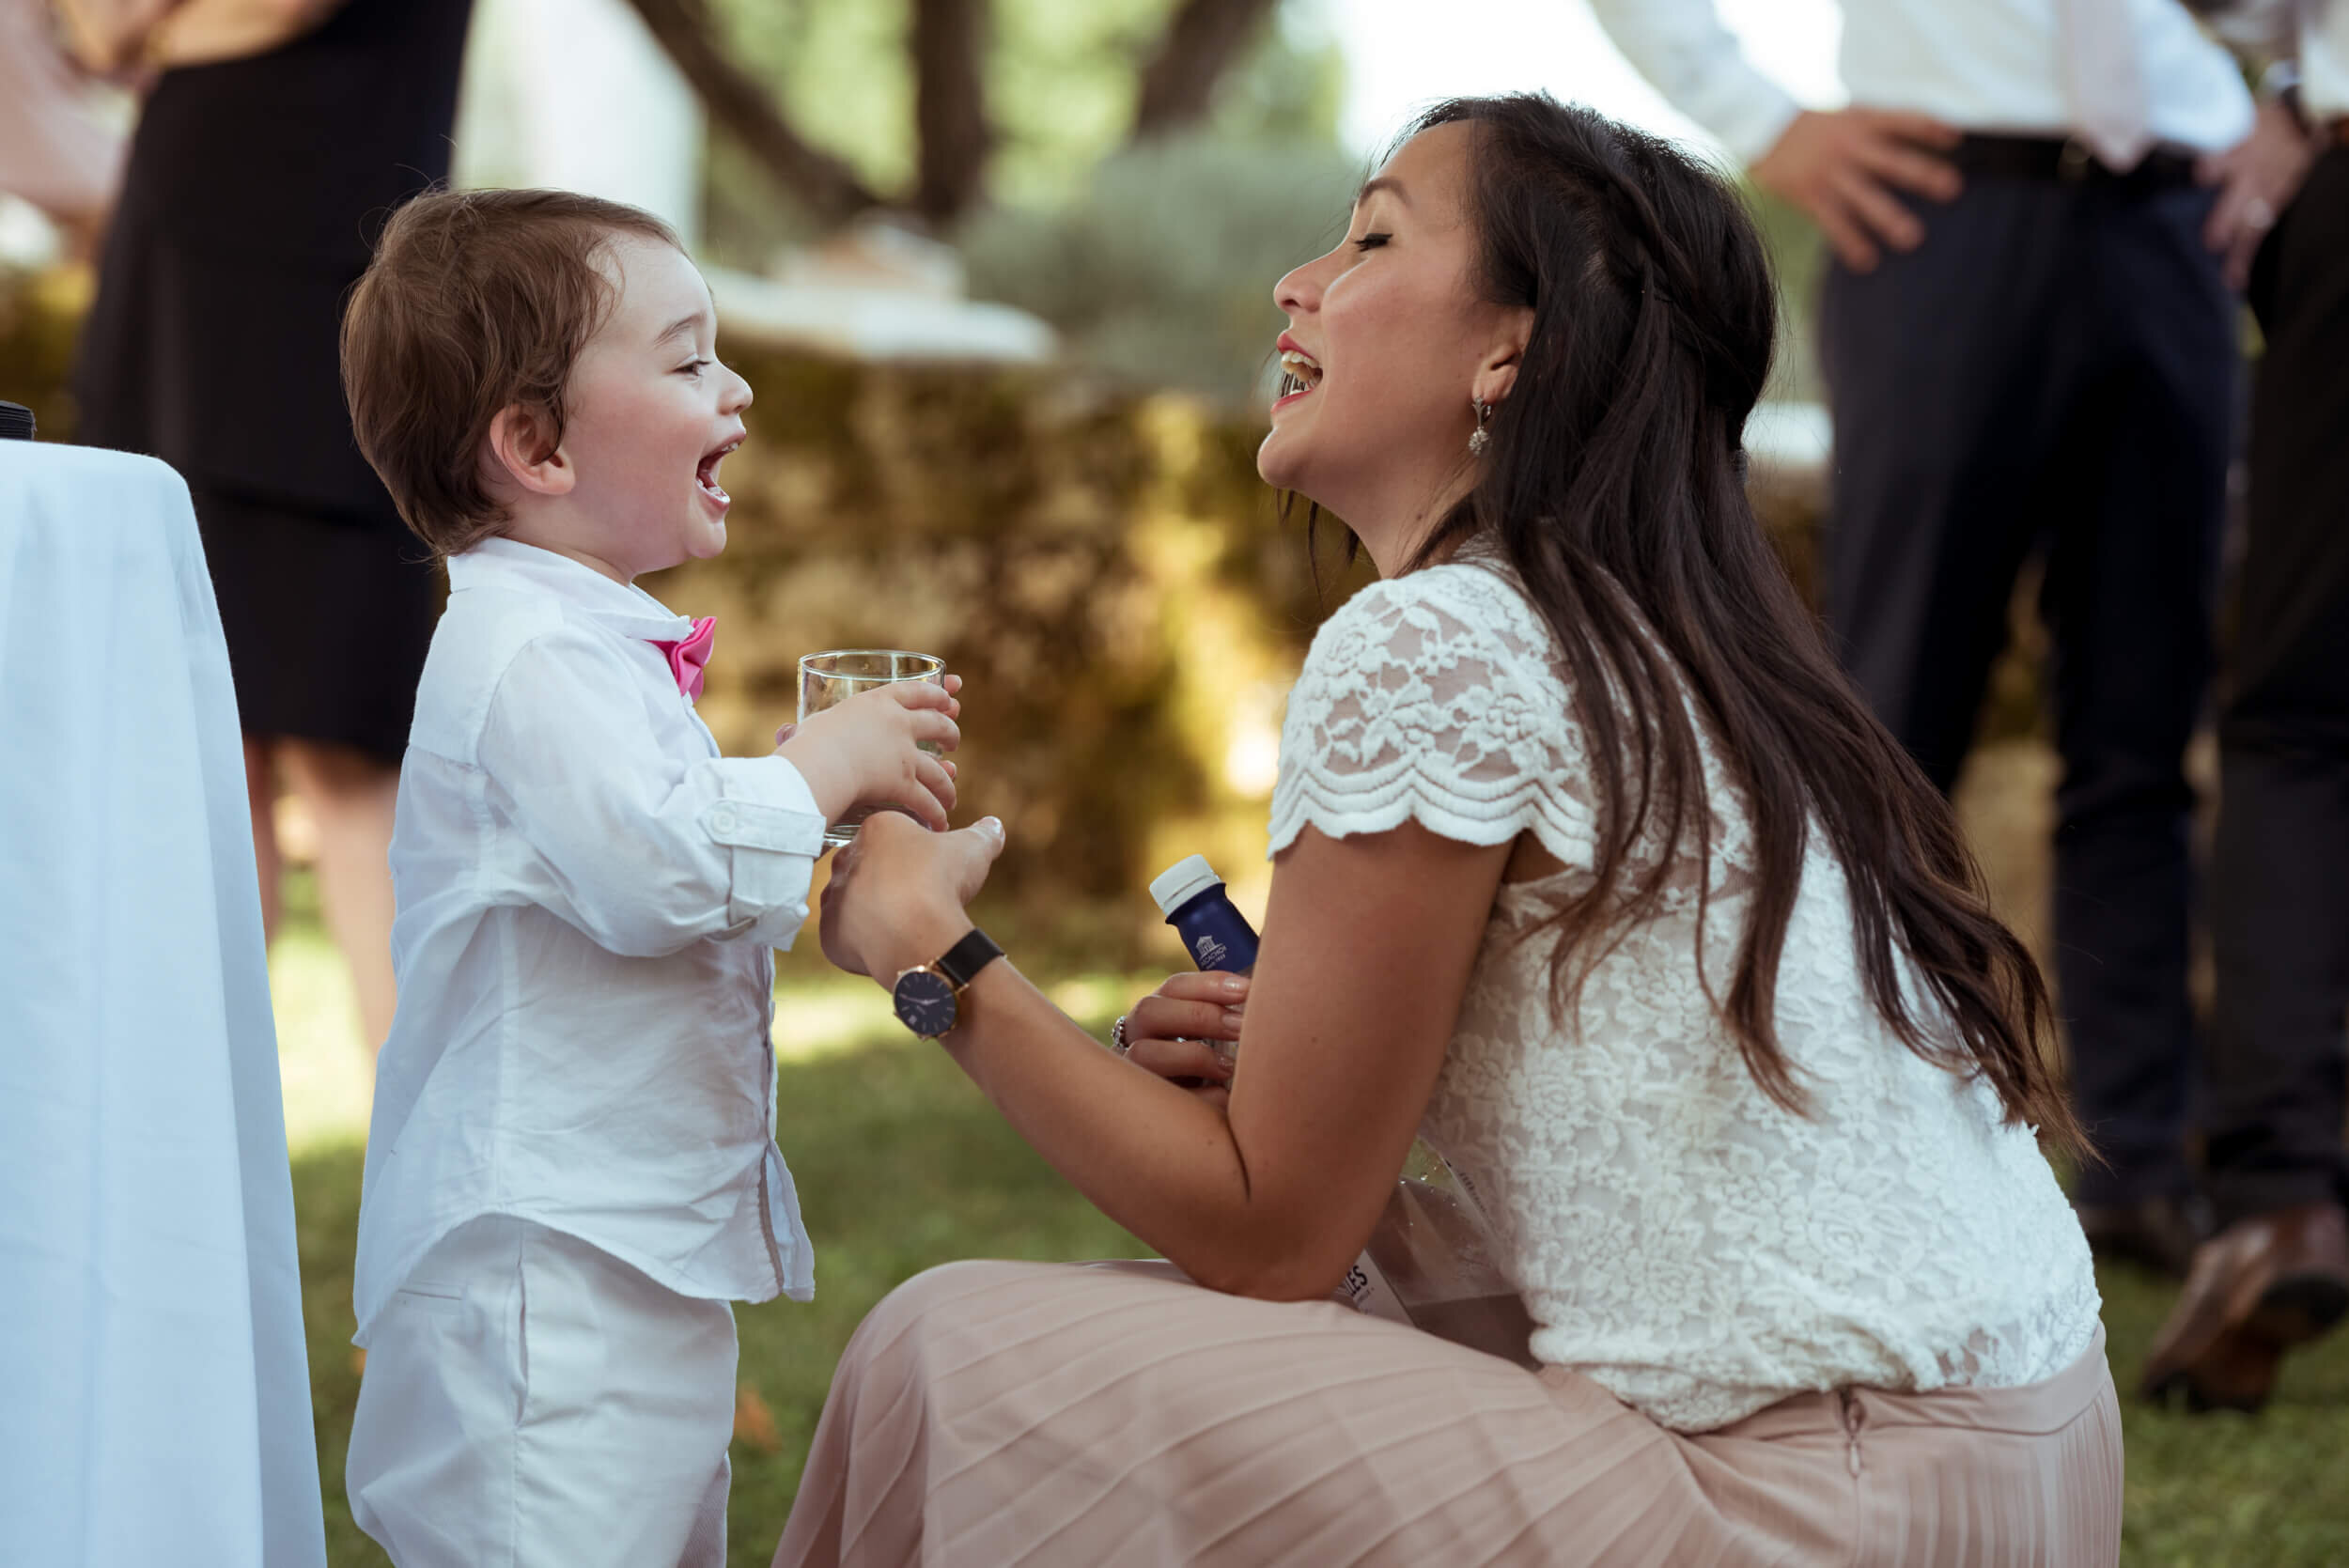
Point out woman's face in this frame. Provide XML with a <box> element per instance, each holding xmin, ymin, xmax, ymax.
<box><xmin>1258</xmin><ymin>122</ymin><xmax>1527</xmax><ymax>570</ymax></box>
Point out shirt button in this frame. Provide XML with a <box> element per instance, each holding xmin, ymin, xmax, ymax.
<box><xmin>712</xmin><ymin>807</ymin><xmax>738</xmax><ymax>833</ymax></box>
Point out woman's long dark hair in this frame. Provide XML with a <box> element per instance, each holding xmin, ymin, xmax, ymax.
<box><xmin>1397</xmin><ymin>94</ymin><xmax>2084</xmax><ymax>1154</ymax></box>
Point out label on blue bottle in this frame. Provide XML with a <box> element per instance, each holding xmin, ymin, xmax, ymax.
<box><xmin>1171</xmin><ymin>890</ymin><xmax>1260</xmax><ymax>976</ymax></box>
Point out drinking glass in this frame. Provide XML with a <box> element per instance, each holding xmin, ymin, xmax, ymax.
<box><xmin>796</xmin><ymin>648</ymin><xmax>947</xmax><ymax>846</ymax></box>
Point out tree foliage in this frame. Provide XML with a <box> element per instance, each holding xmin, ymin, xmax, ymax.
<box><xmin>961</xmin><ymin>132</ymin><xmax>1361</xmax><ymax>402</ymax></box>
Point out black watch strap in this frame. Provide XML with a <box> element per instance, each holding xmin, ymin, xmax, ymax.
<box><xmin>936</xmin><ymin>927</ymin><xmax>1003</xmax><ymax>990</ymax></box>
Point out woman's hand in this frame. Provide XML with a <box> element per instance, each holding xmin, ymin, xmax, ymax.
<box><xmin>1118</xmin><ymin>972</ymin><xmax>1247</xmax><ymax>1110</ymax></box>
<box><xmin>819</xmin><ymin>810</ymin><xmax>1004</xmax><ymax>980</ymax></box>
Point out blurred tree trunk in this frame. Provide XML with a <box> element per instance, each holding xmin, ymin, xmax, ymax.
<box><xmin>621</xmin><ymin>0</ymin><xmax>884</xmax><ymax>225</ymax></box>
<box><xmin>1130</xmin><ymin>0</ymin><xmax>1279</xmax><ymax>140</ymax></box>
<box><xmin>911</xmin><ymin>0</ymin><xmax>993</xmax><ymax>225</ymax></box>
<box><xmin>629</xmin><ymin>0</ymin><xmax>1274</xmax><ymax>229</ymax></box>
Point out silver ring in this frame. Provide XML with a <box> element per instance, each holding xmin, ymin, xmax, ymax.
<box><xmin>2245</xmin><ymin>196</ymin><xmax>2276</xmax><ymax>230</ymax></box>
<box><xmin>1111</xmin><ymin>1015</ymin><xmax>1132</xmax><ymax>1057</ymax></box>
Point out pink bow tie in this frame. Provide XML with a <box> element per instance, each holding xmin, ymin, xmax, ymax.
<box><xmin>649</xmin><ymin>616</ymin><xmax>716</xmax><ymax>702</ymax></box>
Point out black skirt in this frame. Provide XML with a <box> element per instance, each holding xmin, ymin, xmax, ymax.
<box><xmin>190</xmin><ymin>484</ymin><xmax>441</xmax><ymax>761</ymax></box>
<box><xmin>73</xmin><ymin>0</ymin><xmax>474</xmax><ymax>760</ymax></box>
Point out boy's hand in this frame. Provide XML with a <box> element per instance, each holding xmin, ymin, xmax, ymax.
<box><xmin>776</xmin><ymin>675</ymin><xmax>961</xmax><ymax>832</ymax></box>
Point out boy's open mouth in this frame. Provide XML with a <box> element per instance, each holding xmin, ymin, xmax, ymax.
<box><xmin>1276</xmin><ymin>346</ymin><xmax>1322</xmax><ymax>403</ymax></box>
<box><xmin>696</xmin><ymin>439</ymin><xmax>740</xmax><ymax>504</ymax></box>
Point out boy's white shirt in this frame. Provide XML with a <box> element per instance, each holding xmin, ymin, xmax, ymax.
<box><xmin>353</xmin><ymin>536</ymin><xmax>824</xmax><ymax>1344</ymax></box>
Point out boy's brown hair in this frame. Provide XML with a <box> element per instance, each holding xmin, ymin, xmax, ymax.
<box><xmin>342</xmin><ymin>187</ymin><xmax>680</xmax><ymax>558</ymax></box>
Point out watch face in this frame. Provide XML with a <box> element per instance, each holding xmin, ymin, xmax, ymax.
<box><xmin>893</xmin><ymin>969</ymin><xmax>958</xmax><ymax>1037</ymax></box>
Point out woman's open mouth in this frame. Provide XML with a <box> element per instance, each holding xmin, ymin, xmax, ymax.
<box><xmin>1275</xmin><ymin>347</ymin><xmax>1322</xmax><ymax>407</ymax></box>
<box><xmin>695</xmin><ymin>439</ymin><xmax>740</xmax><ymax>505</ymax></box>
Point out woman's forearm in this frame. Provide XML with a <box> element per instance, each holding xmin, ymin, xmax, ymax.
<box><xmin>939</xmin><ymin>960</ymin><xmax>1369</xmax><ymax>1298</ymax></box>
<box><xmin>841</xmin><ymin>819</ymin><xmax>1505</xmax><ymax>1300</ymax></box>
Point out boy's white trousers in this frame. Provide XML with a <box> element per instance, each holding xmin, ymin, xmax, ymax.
<box><xmin>347</xmin><ymin>1215</ymin><xmax>737</xmax><ymax>1568</ymax></box>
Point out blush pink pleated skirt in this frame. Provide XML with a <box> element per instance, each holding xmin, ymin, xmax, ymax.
<box><xmin>771</xmin><ymin>1260</ymin><xmax>2122</xmax><ymax>1567</ymax></box>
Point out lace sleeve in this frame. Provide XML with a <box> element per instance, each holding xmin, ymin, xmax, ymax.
<box><xmin>1267</xmin><ymin>564</ymin><xmax>1597</xmax><ymax>865</ymax></box>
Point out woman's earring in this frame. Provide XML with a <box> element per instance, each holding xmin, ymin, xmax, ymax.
<box><xmin>1469</xmin><ymin>398</ymin><xmax>1493</xmax><ymax>457</ymax></box>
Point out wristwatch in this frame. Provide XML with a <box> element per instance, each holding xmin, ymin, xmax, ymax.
<box><xmin>891</xmin><ymin>928</ymin><xmax>1004</xmax><ymax>1040</ymax></box>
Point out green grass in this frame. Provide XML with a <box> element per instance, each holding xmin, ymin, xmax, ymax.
<box><xmin>2102</xmin><ymin>1264</ymin><xmax>2349</xmax><ymax>1564</ymax></box>
<box><xmin>272</xmin><ymin>908</ymin><xmax>2349</xmax><ymax>1566</ymax></box>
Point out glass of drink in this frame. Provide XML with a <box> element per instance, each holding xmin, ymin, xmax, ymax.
<box><xmin>796</xmin><ymin>648</ymin><xmax>947</xmax><ymax>846</ymax></box>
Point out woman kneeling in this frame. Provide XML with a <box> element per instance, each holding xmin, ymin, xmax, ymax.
<box><xmin>780</xmin><ymin>93</ymin><xmax>2117</xmax><ymax>1567</ymax></box>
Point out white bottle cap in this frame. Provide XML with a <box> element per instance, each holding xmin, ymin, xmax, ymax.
<box><xmin>1148</xmin><ymin>854</ymin><xmax>1223</xmax><ymax>917</ymax></box>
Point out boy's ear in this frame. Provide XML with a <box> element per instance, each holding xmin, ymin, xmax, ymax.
<box><xmin>486</xmin><ymin>403</ymin><xmax>575</xmax><ymax>499</ymax></box>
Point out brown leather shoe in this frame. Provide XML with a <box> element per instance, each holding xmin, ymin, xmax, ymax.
<box><xmin>2139</xmin><ymin>1201</ymin><xmax>2349</xmax><ymax>1413</ymax></box>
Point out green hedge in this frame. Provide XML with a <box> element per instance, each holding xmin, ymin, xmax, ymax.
<box><xmin>7</xmin><ymin>265</ymin><xmax>1863</xmax><ymax>962</ymax></box>
<box><xmin>639</xmin><ymin>349</ymin><xmax>1385</xmax><ymax>952</ymax></box>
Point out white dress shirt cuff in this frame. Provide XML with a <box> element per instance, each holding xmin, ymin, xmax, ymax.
<box><xmin>2304</xmin><ymin>4</ymin><xmax>2349</xmax><ymax>120</ymax></box>
<box><xmin>1584</xmin><ymin>0</ymin><xmax>1803</xmax><ymax>166</ymax></box>
<box><xmin>702</xmin><ymin>758</ymin><xmax>829</xmax><ymax>948</ymax></box>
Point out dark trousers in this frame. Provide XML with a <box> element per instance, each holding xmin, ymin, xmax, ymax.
<box><xmin>1820</xmin><ymin>177</ymin><xmax>2236</xmax><ymax>1205</ymax></box>
<box><xmin>2204</xmin><ymin>146</ymin><xmax>2349</xmax><ymax>1229</ymax></box>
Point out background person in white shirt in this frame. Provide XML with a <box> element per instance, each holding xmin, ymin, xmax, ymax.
<box><xmin>333</xmin><ymin>188</ymin><xmax>963</xmax><ymax>1568</ymax></box>
<box><xmin>1589</xmin><ymin>0</ymin><xmax>2314</xmax><ymax>1276</ymax></box>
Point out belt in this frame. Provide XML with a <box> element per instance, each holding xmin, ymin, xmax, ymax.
<box><xmin>1948</xmin><ymin>133</ymin><xmax>2201</xmax><ymax>189</ymax></box>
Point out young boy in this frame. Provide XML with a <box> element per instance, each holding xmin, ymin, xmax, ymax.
<box><xmin>336</xmin><ymin>189</ymin><xmax>959</xmax><ymax>1568</ymax></box>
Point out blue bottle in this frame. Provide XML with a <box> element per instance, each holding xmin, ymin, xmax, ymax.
<box><xmin>1148</xmin><ymin>855</ymin><xmax>1259</xmax><ymax>976</ymax></box>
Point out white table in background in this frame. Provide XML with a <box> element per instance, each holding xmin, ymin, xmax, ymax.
<box><xmin>0</xmin><ymin>441</ymin><xmax>325</xmax><ymax>1568</ymax></box>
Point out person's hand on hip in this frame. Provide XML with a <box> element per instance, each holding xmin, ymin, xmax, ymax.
<box><xmin>1750</xmin><ymin>107</ymin><xmax>1964</xmax><ymax>272</ymax></box>
<box><xmin>2198</xmin><ymin>98</ymin><xmax>2320</xmax><ymax>291</ymax></box>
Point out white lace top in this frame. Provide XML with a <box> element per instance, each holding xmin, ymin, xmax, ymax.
<box><xmin>1268</xmin><ymin>560</ymin><xmax>2100</xmax><ymax>1433</ymax></box>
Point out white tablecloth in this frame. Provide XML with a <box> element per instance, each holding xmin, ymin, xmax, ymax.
<box><xmin>0</xmin><ymin>442</ymin><xmax>325</xmax><ymax>1567</ymax></box>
